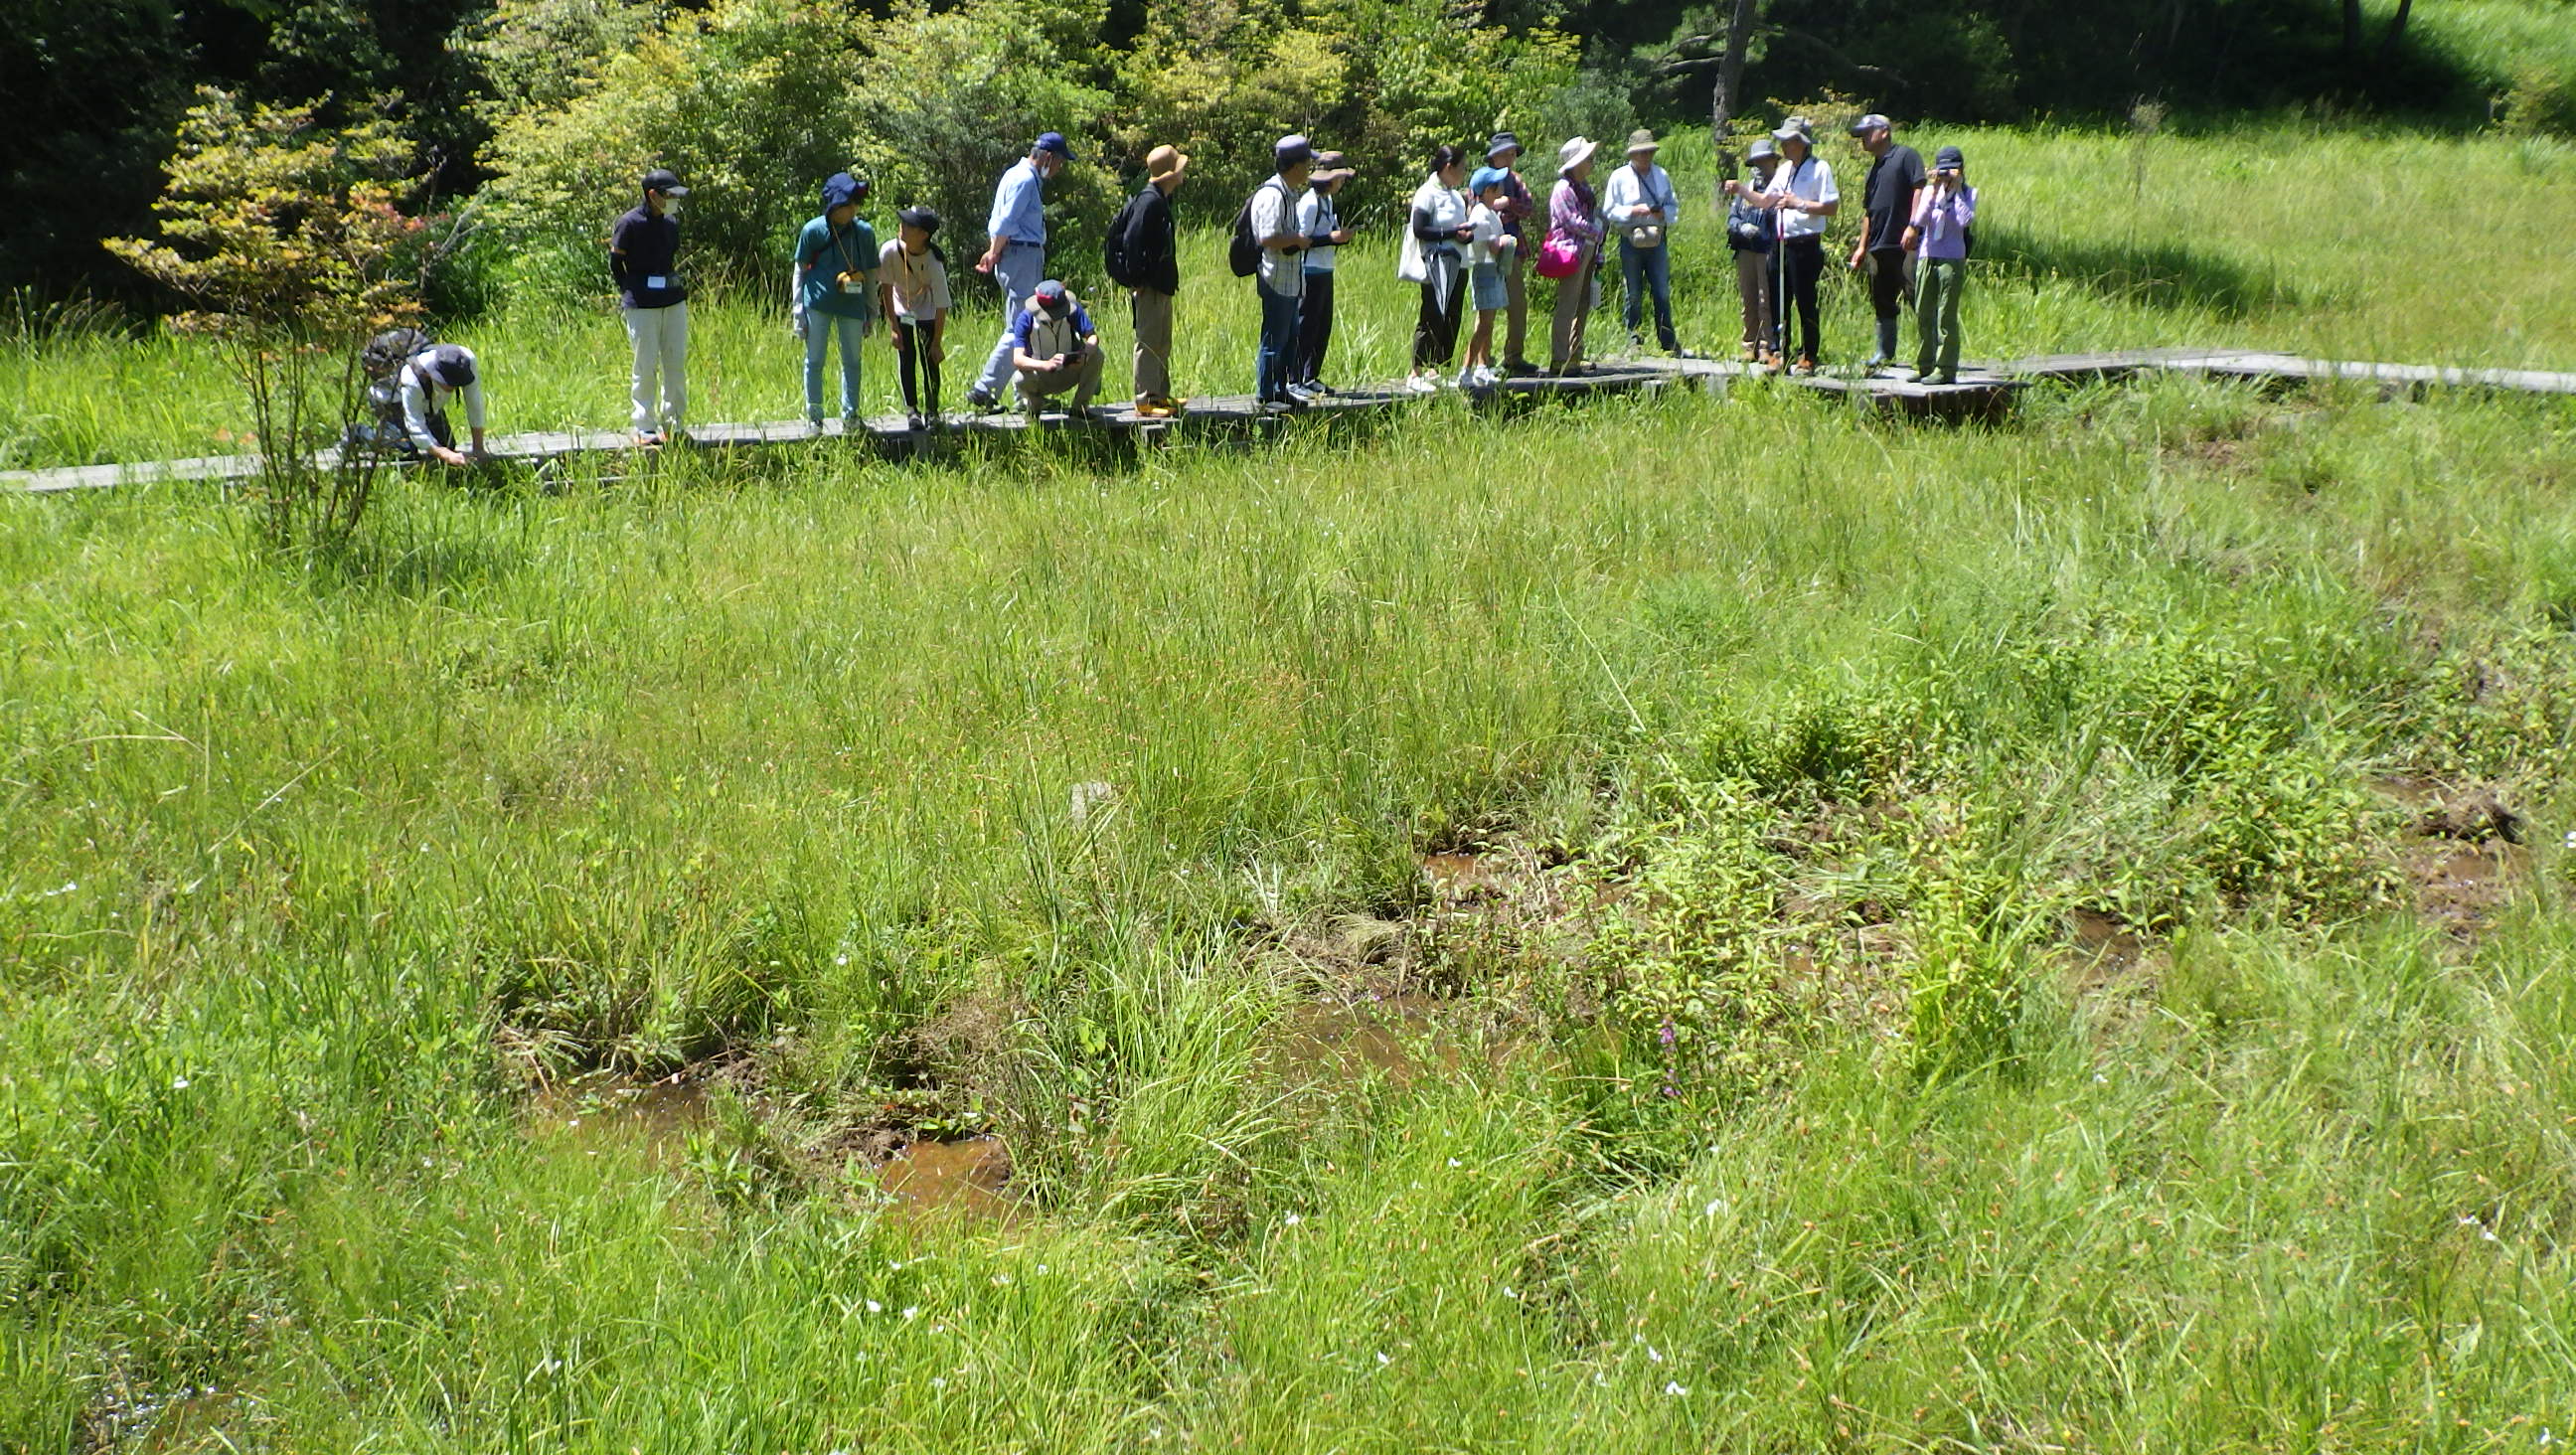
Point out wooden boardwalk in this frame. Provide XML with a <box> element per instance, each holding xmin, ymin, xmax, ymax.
<box><xmin>10</xmin><ymin>348</ymin><xmax>2574</xmax><ymax>495</ymax></box>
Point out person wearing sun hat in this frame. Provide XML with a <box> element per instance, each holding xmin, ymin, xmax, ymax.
<box><xmin>1119</xmin><ymin>143</ymin><xmax>1189</xmax><ymax>417</ymax></box>
<box><xmin>1724</xmin><ymin>136</ymin><xmax>1784</xmax><ymax>364</ymax></box>
<box><xmin>609</xmin><ymin>167</ymin><xmax>690</xmax><ymax>443</ymax></box>
<box><xmin>1755</xmin><ymin>117</ymin><xmax>1837</xmax><ymax>374</ymax></box>
<box><xmin>879</xmin><ymin>205</ymin><xmax>952</xmax><ymax>429</ymax></box>
<box><xmin>1544</xmin><ymin>135</ymin><xmax>1606</xmax><ymax>375</ymax></box>
<box><xmin>1603</xmin><ymin>127</ymin><xmax>1685</xmax><ymax>356</ymax></box>
<box><xmin>791</xmin><ymin>170</ymin><xmax>878</xmax><ymax>429</ymax></box>
<box><xmin>1291</xmin><ymin>149</ymin><xmax>1357</xmax><ymax>395</ymax></box>
<box><xmin>1485</xmin><ymin>132</ymin><xmax>1540</xmax><ymax>375</ymax></box>
<box><xmin>1007</xmin><ymin>278</ymin><xmax>1102</xmax><ymax>415</ymax></box>
<box><xmin>967</xmin><ymin>130</ymin><xmax>1073</xmax><ymax>411</ymax></box>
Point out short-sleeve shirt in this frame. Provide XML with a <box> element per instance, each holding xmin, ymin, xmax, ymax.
<box><xmin>795</xmin><ymin>215</ymin><xmax>880</xmax><ymax>319</ymax></box>
<box><xmin>1764</xmin><ymin>154</ymin><xmax>1838</xmax><ymax>241</ymax></box>
<box><xmin>610</xmin><ymin>206</ymin><xmax>684</xmax><ymax>309</ymax></box>
<box><xmin>1296</xmin><ymin>188</ymin><xmax>1341</xmax><ymax>272</ymax></box>
<box><xmin>1250</xmin><ymin>177</ymin><xmax>1304</xmax><ymax>297</ymax></box>
<box><xmin>878</xmin><ymin>239</ymin><xmax>951</xmax><ymax>321</ymax></box>
<box><xmin>1861</xmin><ymin>144</ymin><xmax>1926</xmax><ymax>251</ymax></box>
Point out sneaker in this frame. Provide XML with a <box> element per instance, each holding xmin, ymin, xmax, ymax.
<box><xmin>1503</xmin><ymin>360</ymin><xmax>1541</xmax><ymax>378</ymax></box>
<box><xmin>1133</xmin><ymin>398</ymin><xmax>1169</xmax><ymax>418</ymax></box>
<box><xmin>1933</xmin><ymin>372</ymin><xmax>1959</xmax><ymax>387</ymax></box>
<box><xmin>633</xmin><ymin>430</ymin><xmax>664</xmax><ymax>447</ymax></box>
<box><xmin>966</xmin><ymin>389</ymin><xmax>1001</xmax><ymax>414</ymax></box>
<box><xmin>1790</xmin><ymin>358</ymin><xmax>1818</xmax><ymax>377</ymax></box>
<box><xmin>905</xmin><ymin>411</ymin><xmax>925</xmax><ymax>431</ymax></box>
<box><xmin>1404</xmin><ymin>373</ymin><xmax>1437</xmax><ymax>396</ymax></box>
<box><xmin>1475</xmin><ymin>367</ymin><xmax>1500</xmax><ymax>389</ymax></box>
<box><xmin>1454</xmin><ymin>365</ymin><xmax>1478</xmax><ymax>391</ymax></box>
<box><xmin>1283</xmin><ymin>382</ymin><xmax>1319</xmax><ymax>404</ymax></box>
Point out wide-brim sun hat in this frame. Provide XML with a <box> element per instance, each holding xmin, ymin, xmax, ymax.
<box><xmin>1310</xmin><ymin>150</ymin><xmax>1356</xmax><ymax>183</ymax></box>
<box><xmin>1556</xmin><ymin>135</ymin><xmax>1600</xmax><ymax>174</ymax></box>
<box><xmin>821</xmin><ymin>171</ymin><xmax>861</xmax><ymax>210</ymax></box>
<box><xmin>1625</xmin><ymin>128</ymin><xmax>1660</xmax><ymax>154</ymax></box>
<box><xmin>1746</xmin><ymin>137</ymin><xmax>1779</xmax><ymax>161</ymax></box>
<box><xmin>1486</xmin><ymin>132</ymin><xmax>1522</xmax><ymax>162</ymax></box>
<box><xmin>1771</xmin><ymin>118</ymin><xmax>1814</xmax><ymax>144</ymax></box>
<box><xmin>1146</xmin><ymin>144</ymin><xmax>1191</xmax><ymax>181</ymax></box>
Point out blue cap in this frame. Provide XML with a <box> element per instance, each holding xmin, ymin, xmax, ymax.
<box><xmin>1034</xmin><ymin>131</ymin><xmax>1072</xmax><ymax>159</ymax></box>
<box><xmin>1275</xmin><ymin>133</ymin><xmax>1315</xmax><ymax>166</ymax></box>
<box><xmin>1468</xmin><ymin>166</ymin><xmax>1510</xmax><ymax>195</ymax></box>
<box><xmin>1034</xmin><ymin>278</ymin><xmax>1072</xmax><ymax>316</ymax></box>
<box><xmin>821</xmin><ymin>172</ymin><xmax>861</xmax><ymax>210</ymax></box>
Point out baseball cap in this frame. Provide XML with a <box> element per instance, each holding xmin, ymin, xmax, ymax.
<box><xmin>1275</xmin><ymin>133</ymin><xmax>1315</xmax><ymax>166</ymax></box>
<box><xmin>1033</xmin><ymin>131</ymin><xmax>1072</xmax><ymax>159</ymax></box>
<box><xmin>1933</xmin><ymin>145</ymin><xmax>1966</xmax><ymax>171</ymax></box>
<box><xmin>1848</xmin><ymin>113</ymin><xmax>1893</xmax><ymax>135</ymax></box>
<box><xmin>1468</xmin><ymin>165</ymin><xmax>1510</xmax><ymax>194</ymax></box>
<box><xmin>897</xmin><ymin>205</ymin><xmax>941</xmax><ymax>233</ymax></box>
<box><xmin>641</xmin><ymin>168</ymin><xmax>690</xmax><ymax>196</ymax></box>
<box><xmin>1034</xmin><ymin>278</ymin><xmax>1072</xmax><ymax>317</ymax></box>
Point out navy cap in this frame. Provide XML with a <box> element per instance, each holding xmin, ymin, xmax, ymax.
<box><xmin>641</xmin><ymin>167</ymin><xmax>689</xmax><ymax>197</ymax></box>
<box><xmin>1034</xmin><ymin>131</ymin><xmax>1072</xmax><ymax>159</ymax></box>
<box><xmin>1034</xmin><ymin>278</ymin><xmax>1072</xmax><ymax>316</ymax></box>
<box><xmin>1275</xmin><ymin>133</ymin><xmax>1315</xmax><ymax>166</ymax></box>
<box><xmin>821</xmin><ymin>172</ymin><xmax>861</xmax><ymax>210</ymax></box>
<box><xmin>897</xmin><ymin>205</ymin><xmax>941</xmax><ymax>233</ymax></box>
<box><xmin>1934</xmin><ymin>145</ymin><xmax>1966</xmax><ymax>171</ymax></box>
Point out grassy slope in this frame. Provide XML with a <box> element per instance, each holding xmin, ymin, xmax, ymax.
<box><xmin>9</xmin><ymin>108</ymin><xmax>2576</xmax><ymax>1451</ymax></box>
<box><xmin>6</xmin><ymin>122</ymin><xmax>2576</xmax><ymax>472</ymax></box>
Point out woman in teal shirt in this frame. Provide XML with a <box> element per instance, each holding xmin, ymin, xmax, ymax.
<box><xmin>791</xmin><ymin>172</ymin><xmax>879</xmax><ymax>427</ymax></box>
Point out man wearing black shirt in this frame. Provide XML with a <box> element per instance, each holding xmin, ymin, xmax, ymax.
<box><xmin>1847</xmin><ymin>115</ymin><xmax>1924</xmax><ymax>374</ymax></box>
<box><xmin>609</xmin><ymin>168</ymin><xmax>690</xmax><ymax>443</ymax></box>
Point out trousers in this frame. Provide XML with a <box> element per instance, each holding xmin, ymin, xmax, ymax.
<box><xmin>1618</xmin><ymin>239</ymin><xmax>1677</xmax><ymax>349</ymax></box>
<box><xmin>892</xmin><ymin>316</ymin><xmax>942</xmax><ymax>418</ymax></box>
<box><xmin>1295</xmin><ymin>270</ymin><xmax>1335</xmax><ymax>384</ymax></box>
<box><xmin>1548</xmin><ymin>242</ymin><xmax>1598</xmax><ymax>369</ymax></box>
<box><xmin>622</xmin><ymin>301</ymin><xmax>688</xmax><ymax>434</ymax></box>
<box><xmin>802</xmin><ymin>311</ymin><xmax>865</xmax><ymax>421</ymax></box>
<box><xmin>972</xmin><ymin>242</ymin><xmax>1045</xmax><ymax>399</ymax></box>
<box><xmin>1130</xmin><ymin>287</ymin><xmax>1174</xmax><ymax>401</ymax></box>
<box><xmin>1914</xmin><ymin>256</ymin><xmax>1966</xmax><ymax>377</ymax></box>
<box><xmin>1255</xmin><ymin>280</ymin><xmax>1301</xmax><ymax>401</ymax></box>
<box><xmin>1734</xmin><ymin>248</ymin><xmax>1775</xmax><ymax>351</ymax></box>
<box><xmin>1778</xmin><ymin>237</ymin><xmax>1824</xmax><ymax>363</ymax></box>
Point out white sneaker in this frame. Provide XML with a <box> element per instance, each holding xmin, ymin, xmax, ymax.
<box><xmin>1405</xmin><ymin>373</ymin><xmax>1437</xmax><ymax>395</ymax></box>
<box><xmin>1454</xmin><ymin>366</ymin><xmax>1476</xmax><ymax>391</ymax></box>
<box><xmin>1474</xmin><ymin>367</ymin><xmax>1499</xmax><ymax>389</ymax></box>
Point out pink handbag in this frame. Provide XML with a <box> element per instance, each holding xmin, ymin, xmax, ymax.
<box><xmin>1534</xmin><ymin>234</ymin><xmax>1583</xmax><ymax>279</ymax></box>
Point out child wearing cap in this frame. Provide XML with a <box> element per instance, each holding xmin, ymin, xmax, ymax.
<box><xmin>1007</xmin><ymin>279</ymin><xmax>1102</xmax><ymax>415</ymax></box>
<box><xmin>792</xmin><ymin>172</ymin><xmax>878</xmax><ymax>428</ymax></box>
<box><xmin>1460</xmin><ymin>167</ymin><xmax>1517</xmax><ymax>390</ymax></box>
<box><xmin>880</xmin><ymin>207</ymin><xmax>952</xmax><ymax>429</ymax></box>
<box><xmin>1903</xmin><ymin>145</ymin><xmax>1977</xmax><ymax>385</ymax></box>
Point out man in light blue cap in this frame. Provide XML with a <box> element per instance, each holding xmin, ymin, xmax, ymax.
<box><xmin>967</xmin><ymin>130</ymin><xmax>1074</xmax><ymax>411</ymax></box>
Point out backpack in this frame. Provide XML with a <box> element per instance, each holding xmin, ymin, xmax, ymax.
<box><xmin>1227</xmin><ymin>181</ymin><xmax>1285</xmax><ymax>278</ymax></box>
<box><xmin>1102</xmin><ymin>186</ymin><xmax>1149</xmax><ymax>288</ymax></box>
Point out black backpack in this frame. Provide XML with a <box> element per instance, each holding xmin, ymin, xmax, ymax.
<box><xmin>1102</xmin><ymin>185</ymin><xmax>1149</xmax><ymax>288</ymax></box>
<box><xmin>1227</xmin><ymin>181</ymin><xmax>1285</xmax><ymax>278</ymax></box>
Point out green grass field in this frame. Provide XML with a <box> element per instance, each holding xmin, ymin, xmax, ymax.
<box><xmin>7</xmin><ymin>118</ymin><xmax>2576</xmax><ymax>1451</ymax></box>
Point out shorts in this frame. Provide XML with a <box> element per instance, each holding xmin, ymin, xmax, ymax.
<box><xmin>1470</xmin><ymin>262</ymin><xmax>1507</xmax><ymax>312</ymax></box>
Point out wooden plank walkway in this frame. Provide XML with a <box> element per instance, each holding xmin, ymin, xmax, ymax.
<box><xmin>10</xmin><ymin>347</ymin><xmax>2574</xmax><ymax>495</ymax></box>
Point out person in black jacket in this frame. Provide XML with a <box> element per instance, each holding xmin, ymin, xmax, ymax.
<box><xmin>1123</xmin><ymin>145</ymin><xmax>1188</xmax><ymax>417</ymax></box>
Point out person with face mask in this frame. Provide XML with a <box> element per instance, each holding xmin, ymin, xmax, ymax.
<box><xmin>966</xmin><ymin>132</ymin><xmax>1073</xmax><ymax>412</ymax></box>
<box><xmin>609</xmin><ymin>168</ymin><xmax>690</xmax><ymax>445</ymax></box>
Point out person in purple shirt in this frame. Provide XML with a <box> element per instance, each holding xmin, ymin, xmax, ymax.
<box><xmin>1545</xmin><ymin>136</ymin><xmax>1604</xmax><ymax>376</ymax></box>
<box><xmin>1903</xmin><ymin>145</ymin><xmax>1977</xmax><ymax>385</ymax></box>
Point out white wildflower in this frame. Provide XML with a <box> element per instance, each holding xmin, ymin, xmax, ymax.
<box><xmin>1664</xmin><ymin>1381</ymin><xmax>1689</xmax><ymax>1396</ymax></box>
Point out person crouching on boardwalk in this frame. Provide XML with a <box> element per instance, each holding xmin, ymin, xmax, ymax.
<box><xmin>1904</xmin><ymin>145</ymin><xmax>1976</xmax><ymax>386</ymax></box>
<box><xmin>1008</xmin><ymin>279</ymin><xmax>1102</xmax><ymax>416</ymax></box>
<box><xmin>1460</xmin><ymin>166</ymin><xmax>1517</xmax><ymax>390</ymax></box>
<box><xmin>792</xmin><ymin>171</ymin><xmax>878</xmax><ymax>429</ymax></box>
<box><xmin>880</xmin><ymin>206</ymin><xmax>952</xmax><ymax>430</ymax></box>
<box><xmin>610</xmin><ymin>167</ymin><xmax>689</xmax><ymax>444</ymax></box>
<box><xmin>1398</xmin><ymin>145</ymin><xmax>1473</xmax><ymax>395</ymax></box>
<box><xmin>1293</xmin><ymin>150</ymin><xmax>1357</xmax><ymax>397</ymax></box>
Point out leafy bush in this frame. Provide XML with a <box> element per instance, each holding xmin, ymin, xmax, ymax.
<box><xmin>476</xmin><ymin>0</ymin><xmax>863</xmax><ymax>300</ymax></box>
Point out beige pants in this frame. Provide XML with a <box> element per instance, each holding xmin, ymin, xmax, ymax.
<box><xmin>1503</xmin><ymin>247</ymin><xmax>1530</xmax><ymax>365</ymax></box>
<box><xmin>622</xmin><ymin>301</ymin><xmax>688</xmax><ymax>434</ymax></box>
<box><xmin>1736</xmin><ymin>249</ymin><xmax>1775</xmax><ymax>351</ymax></box>
<box><xmin>1548</xmin><ymin>244</ymin><xmax>1598</xmax><ymax>370</ymax></box>
<box><xmin>1130</xmin><ymin>288</ymin><xmax>1174</xmax><ymax>401</ymax></box>
<box><xmin>1015</xmin><ymin>342</ymin><xmax>1103</xmax><ymax>408</ymax></box>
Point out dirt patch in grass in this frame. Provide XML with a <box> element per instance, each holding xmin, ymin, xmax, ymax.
<box><xmin>2376</xmin><ymin>776</ymin><xmax>2529</xmax><ymax>942</ymax></box>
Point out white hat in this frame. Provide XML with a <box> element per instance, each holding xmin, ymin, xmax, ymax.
<box><xmin>1556</xmin><ymin>135</ymin><xmax>1600</xmax><ymax>174</ymax></box>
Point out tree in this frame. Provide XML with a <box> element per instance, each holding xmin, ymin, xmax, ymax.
<box><xmin>107</xmin><ymin>89</ymin><xmax>430</xmax><ymax>551</ymax></box>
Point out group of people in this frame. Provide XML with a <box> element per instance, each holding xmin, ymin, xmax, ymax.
<box><xmin>366</xmin><ymin>115</ymin><xmax>1984</xmax><ymax>459</ymax></box>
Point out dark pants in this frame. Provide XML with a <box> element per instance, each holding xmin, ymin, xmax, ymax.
<box><xmin>1779</xmin><ymin>236</ymin><xmax>1825</xmax><ymax>364</ymax></box>
<box><xmin>1256</xmin><ymin>281</ymin><xmax>1301</xmax><ymax>401</ymax></box>
<box><xmin>1619</xmin><ymin>240</ymin><xmax>1678</xmax><ymax>350</ymax></box>
<box><xmin>1867</xmin><ymin>246</ymin><xmax>1913</xmax><ymax>320</ymax></box>
<box><xmin>893</xmin><ymin>317</ymin><xmax>940</xmax><ymax>418</ymax></box>
<box><xmin>1295</xmin><ymin>270</ymin><xmax>1335</xmax><ymax>385</ymax></box>
<box><xmin>1412</xmin><ymin>269</ymin><xmax>1464</xmax><ymax>369</ymax></box>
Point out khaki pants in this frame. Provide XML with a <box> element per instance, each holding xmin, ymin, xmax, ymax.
<box><xmin>1503</xmin><ymin>247</ymin><xmax>1530</xmax><ymax>365</ymax></box>
<box><xmin>1130</xmin><ymin>287</ymin><xmax>1174</xmax><ymax>402</ymax></box>
<box><xmin>1015</xmin><ymin>342</ymin><xmax>1103</xmax><ymax>409</ymax></box>
<box><xmin>1548</xmin><ymin>243</ymin><xmax>1597</xmax><ymax>370</ymax></box>
<box><xmin>1735</xmin><ymin>249</ymin><xmax>1775</xmax><ymax>352</ymax></box>
<box><xmin>622</xmin><ymin>301</ymin><xmax>688</xmax><ymax>434</ymax></box>
<box><xmin>1914</xmin><ymin>256</ymin><xmax>1966</xmax><ymax>378</ymax></box>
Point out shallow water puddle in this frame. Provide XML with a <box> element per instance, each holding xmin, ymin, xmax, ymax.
<box><xmin>875</xmin><ymin>1136</ymin><xmax>1019</xmax><ymax>1224</ymax></box>
<box><xmin>529</xmin><ymin>1074</ymin><xmax>710</xmax><ymax>1168</ymax></box>
<box><xmin>1271</xmin><ymin>994</ymin><xmax>1474</xmax><ymax>1084</ymax></box>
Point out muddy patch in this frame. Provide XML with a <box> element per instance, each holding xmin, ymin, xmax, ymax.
<box><xmin>2406</xmin><ymin>840</ymin><xmax>2525</xmax><ymax>940</ymax></box>
<box><xmin>528</xmin><ymin>1071</ymin><xmax>712</xmax><ymax>1168</ymax></box>
<box><xmin>1268</xmin><ymin>994</ymin><xmax>1473</xmax><ymax>1084</ymax></box>
<box><xmin>871</xmin><ymin>1135</ymin><xmax>1020</xmax><ymax>1224</ymax></box>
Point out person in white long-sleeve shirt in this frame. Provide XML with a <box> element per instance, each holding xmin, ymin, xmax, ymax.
<box><xmin>396</xmin><ymin>343</ymin><xmax>488</xmax><ymax>466</ymax></box>
<box><xmin>1601</xmin><ymin>128</ymin><xmax>1684</xmax><ymax>354</ymax></box>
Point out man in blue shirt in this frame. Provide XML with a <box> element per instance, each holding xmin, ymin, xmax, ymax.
<box><xmin>966</xmin><ymin>131</ymin><xmax>1072</xmax><ymax>411</ymax></box>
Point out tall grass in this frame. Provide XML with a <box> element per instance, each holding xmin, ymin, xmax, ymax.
<box><xmin>7</xmin><ymin>122</ymin><xmax>2575</xmax><ymax>472</ymax></box>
